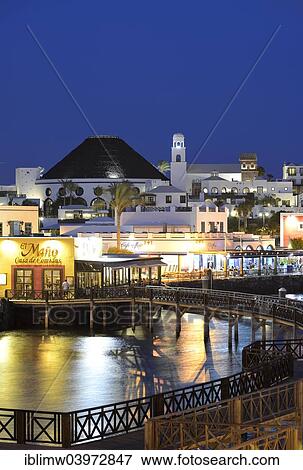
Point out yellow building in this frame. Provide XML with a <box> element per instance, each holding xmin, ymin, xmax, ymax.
<box><xmin>0</xmin><ymin>205</ymin><xmax>39</xmax><ymax>236</ymax></box>
<box><xmin>0</xmin><ymin>237</ymin><xmax>75</xmax><ymax>297</ymax></box>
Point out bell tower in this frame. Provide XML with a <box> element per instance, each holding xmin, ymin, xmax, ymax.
<box><xmin>171</xmin><ymin>133</ymin><xmax>187</xmax><ymax>190</ymax></box>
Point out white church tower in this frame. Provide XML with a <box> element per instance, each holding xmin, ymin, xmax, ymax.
<box><xmin>170</xmin><ymin>133</ymin><xmax>187</xmax><ymax>190</ymax></box>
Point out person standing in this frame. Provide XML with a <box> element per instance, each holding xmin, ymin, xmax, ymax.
<box><xmin>62</xmin><ymin>279</ymin><xmax>70</xmax><ymax>298</ymax></box>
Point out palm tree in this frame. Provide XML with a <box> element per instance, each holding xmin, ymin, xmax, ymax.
<box><xmin>107</xmin><ymin>182</ymin><xmax>139</xmax><ymax>250</ymax></box>
<box><xmin>157</xmin><ymin>160</ymin><xmax>170</xmax><ymax>174</ymax></box>
<box><xmin>236</xmin><ymin>200</ymin><xmax>254</xmax><ymax>231</ymax></box>
<box><xmin>58</xmin><ymin>179</ymin><xmax>79</xmax><ymax>206</ymax></box>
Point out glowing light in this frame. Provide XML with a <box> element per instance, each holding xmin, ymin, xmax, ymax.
<box><xmin>0</xmin><ymin>338</ymin><xmax>9</xmax><ymax>363</ymax></box>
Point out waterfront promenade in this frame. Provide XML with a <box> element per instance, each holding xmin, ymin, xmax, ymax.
<box><xmin>1</xmin><ymin>286</ymin><xmax>303</xmax><ymax>449</ymax></box>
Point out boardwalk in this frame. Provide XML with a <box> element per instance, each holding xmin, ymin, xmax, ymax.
<box><xmin>1</xmin><ymin>286</ymin><xmax>303</xmax><ymax>449</ymax></box>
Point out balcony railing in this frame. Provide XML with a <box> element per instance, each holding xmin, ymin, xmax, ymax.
<box><xmin>140</xmin><ymin>206</ymin><xmax>170</xmax><ymax>212</ymax></box>
<box><xmin>175</xmin><ymin>206</ymin><xmax>192</xmax><ymax>212</ymax></box>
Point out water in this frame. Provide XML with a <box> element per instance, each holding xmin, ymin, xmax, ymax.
<box><xmin>0</xmin><ymin>312</ymin><xmax>294</xmax><ymax>412</ymax></box>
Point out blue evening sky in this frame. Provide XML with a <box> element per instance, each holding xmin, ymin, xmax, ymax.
<box><xmin>0</xmin><ymin>1</ymin><xmax>302</xmax><ymax>182</ymax></box>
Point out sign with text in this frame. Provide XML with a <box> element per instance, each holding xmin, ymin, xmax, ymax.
<box><xmin>15</xmin><ymin>242</ymin><xmax>62</xmax><ymax>265</ymax></box>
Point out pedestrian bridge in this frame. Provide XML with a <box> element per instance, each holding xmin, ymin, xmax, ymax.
<box><xmin>1</xmin><ymin>286</ymin><xmax>303</xmax><ymax>449</ymax></box>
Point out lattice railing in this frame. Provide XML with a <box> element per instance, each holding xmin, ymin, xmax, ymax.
<box><xmin>243</xmin><ymin>338</ymin><xmax>303</xmax><ymax>369</ymax></box>
<box><xmin>0</xmin><ymin>409</ymin><xmax>15</xmax><ymax>441</ymax></box>
<box><xmin>145</xmin><ymin>381</ymin><xmax>299</xmax><ymax>450</ymax></box>
<box><xmin>71</xmin><ymin>397</ymin><xmax>152</xmax><ymax>443</ymax></box>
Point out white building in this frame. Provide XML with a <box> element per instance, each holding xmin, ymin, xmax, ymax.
<box><xmin>11</xmin><ymin>136</ymin><xmax>169</xmax><ymax>215</ymax></box>
<box><xmin>170</xmin><ymin>133</ymin><xmax>295</xmax><ymax>207</ymax></box>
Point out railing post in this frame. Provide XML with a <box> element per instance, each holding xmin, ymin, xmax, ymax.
<box><xmin>45</xmin><ymin>291</ymin><xmax>49</xmax><ymax>331</ymax></box>
<box><xmin>295</xmin><ymin>380</ymin><xmax>303</xmax><ymax>448</ymax></box>
<box><xmin>288</xmin><ymin>354</ymin><xmax>294</xmax><ymax>378</ymax></box>
<box><xmin>144</xmin><ymin>419</ymin><xmax>155</xmax><ymax>450</ymax></box>
<box><xmin>61</xmin><ymin>413</ymin><xmax>72</xmax><ymax>448</ymax></box>
<box><xmin>263</xmin><ymin>363</ymin><xmax>273</xmax><ymax>388</ymax></box>
<box><xmin>151</xmin><ymin>393</ymin><xmax>164</xmax><ymax>417</ymax></box>
<box><xmin>221</xmin><ymin>377</ymin><xmax>230</xmax><ymax>400</ymax></box>
<box><xmin>230</xmin><ymin>396</ymin><xmax>242</xmax><ymax>446</ymax></box>
<box><xmin>15</xmin><ymin>410</ymin><xmax>26</xmax><ymax>445</ymax></box>
<box><xmin>89</xmin><ymin>299</ymin><xmax>94</xmax><ymax>331</ymax></box>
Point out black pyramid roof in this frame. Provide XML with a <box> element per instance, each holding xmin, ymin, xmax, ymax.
<box><xmin>42</xmin><ymin>136</ymin><xmax>168</xmax><ymax>181</ymax></box>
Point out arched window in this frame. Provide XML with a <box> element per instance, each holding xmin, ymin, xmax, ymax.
<box><xmin>266</xmin><ymin>244</ymin><xmax>274</xmax><ymax>251</ymax></box>
<box><xmin>76</xmin><ymin>186</ymin><xmax>84</xmax><ymax>196</ymax></box>
<box><xmin>91</xmin><ymin>197</ymin><xmax>107</xmax><ymax>209</ymax></box>
<box><xmin>176</xmin><ymin>155</ymin><xmax>182</xmax><ymax>162</ymax></box>
<box><xmin>256</xmin><ymin>245</ymin><xmax>263</xmax><ymax>250</ymax></box>
<box><xmin>133</xmin><ymin>187</ymin><xmax>140</xmax><ymax>194</ymax></box>
<box><xmin>45</xmin><ymin>187</ymin><xmax>52</xmax><ymax>197</ymax></box>
<box><xmin>231</xmin><ymin>187</ymin><xmax>238</xmax><ymax>194</ymax></box>
<box><xmin>221</xmin><ymin>187</ymin><xmax>227</xmax><ymax>193</ymax></box>
<box><xmin>203</xmin><ymin>188</ymin><xmax>208</xmax><ymax>194</ymax></box>
<box><xmin>176</xmin><ymin>141</ymin><xmax>180</xmax><ymax>147</ymax></box>
<box><xmin>211</xmin><ymin>187</ymin><xmax>218</xmax><ymax>194</ymax></box>
<box><xmin>73</xmin><ymin>197</ymin><xmax>87</xmax><ymax>206</ymax></box>
<box><xmin>245</xmin><ymin>245</ymin><xmax>253</xmax><ymax>250</ymax></box>
<box><xmin>235</xmin><ymin>245</ymin><xmax>241</xmax><ymax>250</ymax></box>
<box><xmin>243</xmin><ymin>187</ymin><xmax>249</xmax><ymax>194</ymax></box>
<box><xmin>58</xmin><ymin>187</ymin><xmax>66</xmax><ymax>197</ymax></box>
<box><xmin>44</xmin><ymin>198</ymin><xmax>53</xmax><ymax>217</ymax></box>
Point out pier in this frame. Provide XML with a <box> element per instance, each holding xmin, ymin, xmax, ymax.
<box><xmin>0</xmin><ymin>286</ymin><xmax>303</xmax><ymax>449</ymax></box>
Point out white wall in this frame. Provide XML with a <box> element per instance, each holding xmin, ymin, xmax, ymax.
<box><xmin>16</xmin><ymin>168</ymin><xmax>42</xmax><ymax>198</ymax></box>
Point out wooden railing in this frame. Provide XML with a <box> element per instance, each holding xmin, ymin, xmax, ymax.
<box><xmin>144</xmin><ymin>380</ymin><xmax>302</xmax><ymax>450</ymax></box>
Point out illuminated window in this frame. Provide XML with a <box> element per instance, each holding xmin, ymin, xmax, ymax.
<box><xmin>43</xmin><ymin>269</ymin><xmax>62</xmax><ymax>289</ymax></box>
<box><xmin>287</xmin><ymin>168</ymin><xmax>296</xmax><ymax>176</ymax></box>
<box><xmin>15</xmin><ymin>269</ymin><xmax>33</xmax><ymax>293</ymax></box>
<box><xmin>90</xmin><ymin>198</ymin><xmax>107</xmax><ymax>209</ymax></box>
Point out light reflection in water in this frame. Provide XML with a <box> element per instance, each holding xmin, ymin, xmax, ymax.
<box><xmin>0</xmin><ymin>312</ymin><xmax>296</xmax><ymax>412</ymax></box>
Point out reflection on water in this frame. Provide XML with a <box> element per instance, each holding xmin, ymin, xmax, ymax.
<box><xmin>0</xmin><ymin>312</ymin><xmax>295</xmax><ymax>411</ymax></box>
